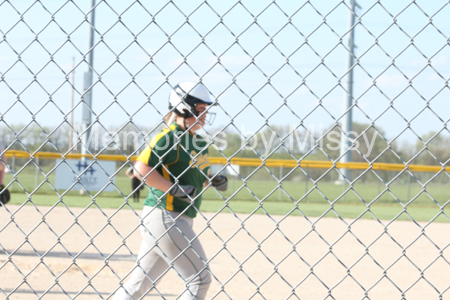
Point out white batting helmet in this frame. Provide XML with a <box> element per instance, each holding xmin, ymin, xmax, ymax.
<box><xmin>168</xmin><ymin>82</ymin><xmax>215</xmax><ymax>119</ymax></box>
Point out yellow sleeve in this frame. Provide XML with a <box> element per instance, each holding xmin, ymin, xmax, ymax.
<box><xmin>136</xmin><ymin>124</ymin><xmax>178</xmax><ymax>166</ymax></box>
<box><xmin>136</xmin><ymin>146</ymin><xmax>152</xmax><ymax>165</ymax></box>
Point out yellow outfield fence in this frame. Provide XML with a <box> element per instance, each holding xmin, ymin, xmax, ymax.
<box><xmin>4</xmin><ymin>150</ymin><xmax>446</xmax><ymax>173</ymax></box>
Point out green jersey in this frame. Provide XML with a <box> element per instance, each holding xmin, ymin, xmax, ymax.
<box><xmin>137</xmin><ymin>122</ymin><xmax>210</xmax><ymax>218</ymax></box>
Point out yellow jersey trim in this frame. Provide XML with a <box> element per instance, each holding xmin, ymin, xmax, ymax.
<box><xmin>136</xmin><ymin>147</ymin><xmax>151</xmax><ymax>165</ymax></box>
<box><xmin>136</xmin><ymin>123</ymin><xmax>178</xmax><ymax>166</ymax></box>
<box><xmin>164</xmin><ymin>144</ymin><xmax>180</xmax><ymax>211</ymax></box>
<box><xmin>162</xmin><ymin>166</ymin><xmax>173</xmax><ymax>211</ymax></box>
<box><xmin>137</xmin><ymin>123</ymin><xmax>181</xmax><ymax>211</ymax></box>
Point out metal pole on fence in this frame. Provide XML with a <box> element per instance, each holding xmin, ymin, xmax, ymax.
<box><xmin>35</xmin><ymin>156</ymin><xmax>39</xmax><ymax>188</ymax></box>
<box><xmin>231</xmin><ymin>174</ymin><xmax>234</xmax><ymax>195</ymax></box>
<box><xmin>279</xmin><ymin>165</ymin><xmax>283</xmax><ymax>200</ymax></box>
<box><xmin>81</xmin><ymin>0</ymin><xmax>96</xmax><ymax>158</ymax></box>
<box><xmin>11</xmin><ymin>154</ymin><xmax>15</xmax><ymax>192</ymax></box>
<box><xmin>343</xmin><ymin>179</ymin><xmax>347</xmax><ymax>202</ymax></box>
<box><xmin>407</xmin><ymin>173</ymin><xmax>411</xmax><ymax>201</ymax></box>
<box><xmin>69</xmin><ymin>56</ymin><xmax>75</xmax><ymax>151</ymax></box>
<box><xmin>305</xmin><ymin>167</ymin><xmax>308</xmax><ymax>202</ymax></box>
<box><xmin>378</xmin><ymin>175</ymin><xmax>381</xmax><ymax>195</ymax></box>
<box><xmin>338</xmin><ymin>0</ymin><xmax>359</xmax><ymax>183</ymax></box>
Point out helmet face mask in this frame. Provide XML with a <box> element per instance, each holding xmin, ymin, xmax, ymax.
<box><xmin>195</xmin><ymin>104</ymin><xmax>216</xmax><ymax>126</ymax></box>
<box><xmin>169</xmin><ymin>82</ymin><xmax>216</xmax><ymax>126</ymax></box>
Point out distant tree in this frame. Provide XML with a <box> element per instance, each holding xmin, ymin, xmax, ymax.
<box><xmin>96</xmin><ymin>122</ymin><xmax>156</xmax><ymax>156</ymax></box>
<box><xmin>312</xmin><ymin>122</ymin><xmax>406</xmax><ymax>164</ymax></box>
<box><xmin>412</xmin><ymin>131</ymin><xmax>450</xmax><ymax>165</ymax></box>
<box><xmin>0</xmin><ymin>123</ymin><xmax>69</xmax><ymax>153</ymax></box>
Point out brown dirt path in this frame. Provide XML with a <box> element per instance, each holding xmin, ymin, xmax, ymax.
<box><xmin>1</xmin><ymin>205</ymin><xmax>450</xmax><ymax>299</ymax></box>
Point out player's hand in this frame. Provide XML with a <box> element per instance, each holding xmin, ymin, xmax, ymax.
<box><xmin>0</xmin><ymin>185</ymin><xmax>10</xmax><ymax>205</ymax></box>
<box><xmin>169</xmin><ymin>185</ymin><xmax>197</xmax><ymax>202</ymax></box>
<box><xmin>211</xmin><ymin>175</ymin><xmax>228</xmax><ymax>191</ymax></box>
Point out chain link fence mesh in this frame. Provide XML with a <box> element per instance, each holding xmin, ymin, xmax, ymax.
<box><xmin>1</xmin><ymin>0</ymin><xmax>450</xmax><ymax>299</ymax></box>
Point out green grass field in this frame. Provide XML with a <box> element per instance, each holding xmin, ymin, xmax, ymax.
<box><xmin>6</xmin><ymin>192</ymin><xmax>450</xmax><ymax>223</ymax></box>
<box><xmin>5</xmin><ymin>171</ymin><xmax>450</xmax><ymax>223</ymax></box>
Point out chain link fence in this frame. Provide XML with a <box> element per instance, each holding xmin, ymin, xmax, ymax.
<box><xmin>1</xmin><ymin>0</ymin><xmax>450</xmax><ymax>299</ymax></box>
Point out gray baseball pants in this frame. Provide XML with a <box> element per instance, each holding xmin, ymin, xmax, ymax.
<box><xmin>113</xmin><ymin>206</ymin><xmax>211</xmax><ymax>299</ymax></box>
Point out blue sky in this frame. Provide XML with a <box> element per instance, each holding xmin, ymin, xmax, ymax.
<box><xmin>1</xmin><ymin>0</ymin><xmax>449</xmax><ymax>146</ymax></box>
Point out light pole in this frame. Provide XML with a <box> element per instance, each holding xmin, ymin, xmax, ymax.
<box><xmin>69</xmin><ymin>56</ymin><xmax>75</xmax><ymax>151</ymax></box>
<box><xmin>338</xmin><ymin>0</ymin><xmax>360</xmax><ymax>183</ymax></box>
<box><xmin>80</xmin><ymin>0</ymin><xmax>96</xmax><ymax>194</ymax></box>
<box><xmin>81</xmin><ymin>0</ymin><xmax>96</xmax><ymax>158</ymax></box>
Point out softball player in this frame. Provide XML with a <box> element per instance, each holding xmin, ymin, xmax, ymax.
<box><xmin>0</xmin><ymin>138</ymin><xmax>10</xmax><ymax>206</ymax></box>
<box><xmin>113</xmin><ymin>82</ymin><xmax>228</xmax><ymax>300</ymax></box>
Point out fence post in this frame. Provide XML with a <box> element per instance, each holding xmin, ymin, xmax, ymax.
<box><xmin>279</xmin><ymin>165</ymin><xmax>283</xmax><ymax>200</ymax></box>
<box><xmin>407</xmin><ymin>173</ymin><xmax>411</xmax><ymax>202</ymax></box>
<box><xmin>35</xmin><ymin>156</ymin><xmax>39</xmax><ymax>188</ymax></box>
<box><xmin>231</xmin><ymin>175</ymin><xmax>235</xmax><ymax>195</ymax></box>
<box><xmin>343</xmin><ymin>179</ymin><xmax>346</xmax><ymax>202</ymax></box>
<box><xmin>305</xmin><ymin>166</ymin><xmax>308</xmax><ymax>202</ymax></box>
<box><xmin>11</xmin><ymin>154</ymin><xmax>16</xmax><ymax>192</ymax></box>
<box><xmin>378</xmin><ymin>172</ymin><xmax>381</xmax><ymax>195</ymax></box>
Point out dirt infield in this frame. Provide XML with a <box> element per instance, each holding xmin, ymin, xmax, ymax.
<box><xmin>1</xmin><ymin>204</ymin><xmax>450</xmax><ymax>299</ymax></box>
